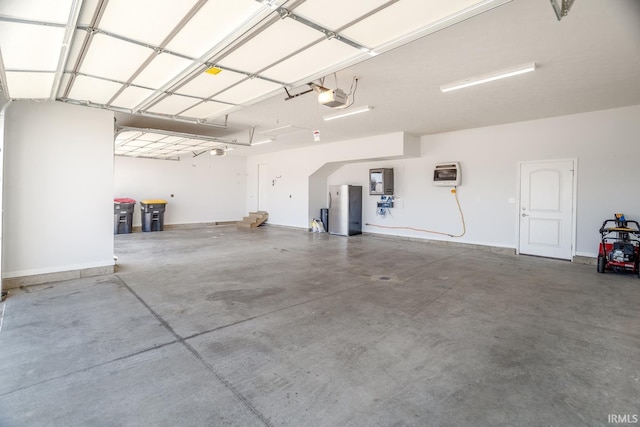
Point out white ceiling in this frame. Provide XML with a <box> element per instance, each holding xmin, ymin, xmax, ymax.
<box><xmin>1</xmin><ymin>0</ymin><xmax>639</xmax><ymax>159</ymax></box>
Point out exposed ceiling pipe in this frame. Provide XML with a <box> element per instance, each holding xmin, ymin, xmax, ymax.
<box><xmin>50</xmin><ymin>0</ymin><xmax>84</xmax><ymax>100</ymax></box>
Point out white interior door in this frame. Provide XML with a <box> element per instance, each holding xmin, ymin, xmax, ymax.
<box><xmin>518</xmin><ymin>160</ymin><xmax>575</xmax><ymax>260</ymax></box>
<box><xmin>258</xmin><ymin>164</ymin><xmax>268</xmax><ymax>212</ymax></box>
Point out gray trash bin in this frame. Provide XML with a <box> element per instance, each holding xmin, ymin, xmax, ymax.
<box><xmin>114</xmin><ymin>199</ymin><xmax>135</xmax><ymax>234</ymax></box>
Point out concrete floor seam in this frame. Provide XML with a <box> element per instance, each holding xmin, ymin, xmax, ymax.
<box><xmin>179</xmin><ymin>339</ymin><xmax>274</xmax><ymax>427</ymax></box>
<box><xmin>115</xmin><ymin>275</ymin><xmax>273</xmax><ymax>427</ymax></box>
<box><xmin>0</xmin><ymin>340</ymin><xmax>178</xmax><ymax>398</ymax></box>
<box><xmin>3</xmin><ymin>226</ymin><xmax>640</xmax><ymax>425</ymax></box>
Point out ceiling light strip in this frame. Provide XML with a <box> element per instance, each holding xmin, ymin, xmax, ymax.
<box><xmin>323</xmin><ymin>105</ymin><xmax>372</xmax><ymax>121</ymax></box>
<box><xmin>440</xmin><ymin>62</ymin><xmax>536</xmax><ymax>93</ymax></box>
<box><xmin>50</xmin><ymin>0</ymin><xmax>85</xmax><ymax>100</ymax></box>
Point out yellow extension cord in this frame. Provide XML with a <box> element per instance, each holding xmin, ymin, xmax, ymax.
<box><xmin>365</xmin><ymin>188</ymin><xmax>466</xmax><ymax>238</ymax></box>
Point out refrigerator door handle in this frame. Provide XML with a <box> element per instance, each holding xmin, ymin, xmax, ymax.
<box><xmin>328</xmin><ymin>192</ymin><xmax>332</xmax><ymax>209</ymax></box>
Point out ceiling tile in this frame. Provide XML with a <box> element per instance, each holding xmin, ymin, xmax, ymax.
<box><xmin>5</xmin><ymin>71</ymin><xmax>54</xmax><ymax>98</ymax></box>
<box><xmin>0</xmin><ymin>22</ymin><xmax>65</xmax><ymax>70</ymax></box>
<box><xmin>0</xmin><ymin>0</ymin><xmax>74</xmax><ymax>24</ymax></box>
<box><xmin>181</xmin><ymin>101</ymin><xmax>234</xmax><ymax>120</ymax></box>
<box><xmin>80</xmin><ymin>33</ymin><xmax>153</xmax><ymax>82</ymax></box>
<box><xmin>217</xmin><ymin>18</ymin><xmax>323</xmax><ymax>74</ymax></box>
<box><xmin>145</xmin><ymin>142</ymin><xmax>170</xmax><ymax>149</ymax></box>
<box><xmin>146</xmin><ymin>94</ymin><xmax>201</xmax><ymax>115</ymax></box>
<box><xmin>99</xmin><ymin>0</ymin><xmax>200</xmax><ymax>46</ymax></box>
<box><xmin>176</xmin><ymin>68</ymin><xmax>246</xmax><ymax>98</ymax></box>
<box><xmin>165</xmin><ymin>0</ymin><xmax>265</xmax><ymax>58</ymax></box>
<box><xmin>159</xmin><ymin>136</ymin><xmax>187</xmax><ymax>144</ymax></box>
<box><xmin>67</xmin><ymin>75</ymin><xmax>122</xmax><ymax>104</ymax></box>
<box><xmin>115</xmin><ymin>131</ymin><xmax>143</xmax><ymax>145</ymax></box>
<box><xmin>214</xmin><ymin>78</ymin><xmax>281</xmax><ymax>105</ymax></box>
<box><xmin>132</xmin><ymin>53</ymin><xmax>193</xmax><ymax>90</ymax></box>
<box><xmin>260</xmin><ymin>38</ymin><xmax>362</xmax><ymax>84</ymax></box>
<box><xmin>168</xmin><ymin>144</ymin><xmax>193</xmax><ymax>150</ymax></box>
<box><xmin>122</xmin><ymin>140</ymin><xmax>149</xmax><ymax>148</ymax></box>
<box><xmin>137</xmin><ymin>133</ymin><xmax>168</xmax><ymax>142</ymax></box>
<box><xmin>110</xmin><ymin>86</ymin><xmax>157</xmax><ymax>109</ymax></box>
<box><xmin>342</xmin><ymin>0</ymin><xmax>485</xmax><ymax>48</ymax></box>
<box><xmin>293</xmin><ymin>0</ymin><xmax>390</xmax><ymax>31</ymax></box>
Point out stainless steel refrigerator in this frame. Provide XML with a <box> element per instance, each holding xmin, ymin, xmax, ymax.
<box><xmin>328</xmin><ymin>185</ymin><xmax>362</xmax><ymax>236</ymax></box>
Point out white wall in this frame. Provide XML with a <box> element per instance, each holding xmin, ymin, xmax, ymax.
<box><xmin>114</xmin><ymin>153</ymin><xmax>246</xmax><ymax>226</ymax></box>
<box><xmin>2</xmin><ymin>101</ymin><xmax>114</xmax><ymax>278</ymax></box>
<box><xmin>246</xmin><ymin>132</ymin><xmax>420</xmax><ymax>228</ymax></box>
<box><xmin>248</xmin><ymin>105</ymin><xmax>640</xmax><ymax>257</ymax></box>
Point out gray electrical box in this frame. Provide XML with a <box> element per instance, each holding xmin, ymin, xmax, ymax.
<box><xmin>369</xmin><ymin>168</ymin><xmax>394</xmax><ymax>195</ymax></box>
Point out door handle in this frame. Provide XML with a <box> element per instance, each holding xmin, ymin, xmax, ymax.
<box><xmin>522</xmin><ymin>213</ymin><xmax>529</xmax><ymax>217</ymax></box>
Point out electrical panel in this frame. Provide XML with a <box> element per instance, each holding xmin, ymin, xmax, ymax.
<box><xmin>433</xmin><ymin>162</ymin><xmax>461</xmax><ymax>187</ymax></box>
<box><xmin>369</xmin><ymin>168</ymin><xmax>394</xmax><ymax>195</ymax></box>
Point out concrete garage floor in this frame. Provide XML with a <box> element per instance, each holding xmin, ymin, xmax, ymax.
<box><xmin>0</xmin><ymin>225</ymin><xmax>639</xmax><ymax>426</ymax></box>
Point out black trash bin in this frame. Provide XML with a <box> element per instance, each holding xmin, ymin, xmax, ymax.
<box><xmin>114</xmin><ymin>198</ymin><xmax>136</xmax><ymax>234</ymax></box>
<box><xmin>140</xmin><ymin>199</ymin><xmax>167</xmax><ymax>232</ymax></box>
<box><xmin>320</xmin><ymin>208</ymin><xmax>329</xmax><ymax>233</ymax></box>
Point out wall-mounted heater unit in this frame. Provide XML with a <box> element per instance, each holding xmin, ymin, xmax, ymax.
<box><xmin>433</xmin><ymin>162</ymin><xmax>461</xmax><ymax>187</ymax></box>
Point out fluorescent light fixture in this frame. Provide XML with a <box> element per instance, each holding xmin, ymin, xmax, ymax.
<box><xmin>440</xmin><ymin>62</ymin><xmax>536</xmax><ymax>93</ymax></box>
<box><xmin>252</xmin><ymin>140</ymin><xmax>271</xmax><ymax>145</ymax></box>
<box><xmin>323</xmin><ymin>105</ymin><xmax>372</xmax><ymax>121</ymax></box>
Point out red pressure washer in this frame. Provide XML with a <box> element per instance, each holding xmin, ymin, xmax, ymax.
<box><xmin>597</xmin><ymin>213</ymin><xmax>640</xmax><ymax>276</ymax></box>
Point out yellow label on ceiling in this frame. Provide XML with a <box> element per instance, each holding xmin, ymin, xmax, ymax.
<box><xmin>205</xmin><ymin>67</ymin><xmax>222</xmax><ymax>75</ymax></box>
